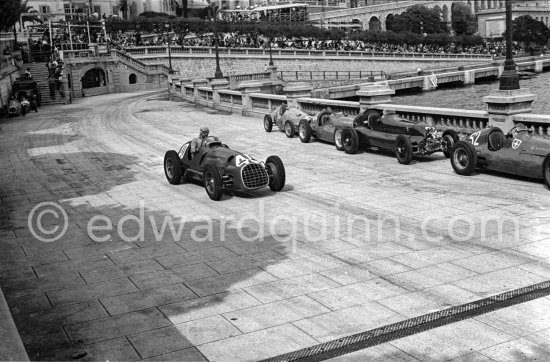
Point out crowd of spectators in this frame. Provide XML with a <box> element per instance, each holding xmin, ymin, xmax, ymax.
<box><xmin>108</xmin><ymin>31</ymin><xmax>528</xmax><ymax>57</ymax></box>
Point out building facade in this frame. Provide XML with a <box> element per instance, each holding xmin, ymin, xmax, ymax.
<box><xmin>475</xmin><ymin>0</ymin><xmax>550</xmax><ymax>38</ymax></box>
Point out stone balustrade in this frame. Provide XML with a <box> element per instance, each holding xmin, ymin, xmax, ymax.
<box><xmin>168</xmin><ymin>76</ymin><xmax>550</xmax><ymax>139</ymax></box>
<box><xmin>123</xmin><ymin>45</ymin><xmax>494</xmax><ymax>60</ymax></box>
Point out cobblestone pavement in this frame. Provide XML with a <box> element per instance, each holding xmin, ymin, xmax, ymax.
<box><xmin>0</xmin><ymin>90</ymin><xmax>549</xmax><ymax>361</ymax></box>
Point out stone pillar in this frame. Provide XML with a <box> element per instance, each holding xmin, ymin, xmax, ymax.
<box><xmin>283</xmin><ymin>82</ymin><xmax>313</xmax><ymax>109</ymax></box>
<box><xmin>267</xmin><ymin>64</ymin><xmax>278</xmax><ymax>81</ymax></box>
<box><xmin>535</xmin><ymin>60</ymin><xmax>544</xmax><ymax>73</ymax></box>
<box><xmin>463</xmin><ymin>70</ymin><xmax>476</xmax><ymax>85</ymax></box>
<box><xmin>483</xmin><ymin>88</ymin><xmax>537</xmax><ymax>133</ymax></box>
<box><xmin>240</xmin><ymin>80</ymin><xmax>262</xmax><ymax>117</ymax></box>
<box><xmin>356</xmin><ymin>83</ymin><xmax>395</xmax><ymax>111</ymax></box>
<box><xmin>422</xmin><ymin>74</ymin><xmax>438</xmax><ymax>91</ymax></box>
<box><xmin>211</xmin><ymin>78</ymin><xmax>230</xmax><ymax>110</ymax></box>
<box><xmin>191</xmin><ymin>79</ymin><xmax>208</xmax><ymax>103</ymax></box>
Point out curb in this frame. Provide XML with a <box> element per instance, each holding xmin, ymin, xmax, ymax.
<box><xmin>0</xmin><ymin>287</ymin><xmax>29</xmax><ymax>361</ymax></box>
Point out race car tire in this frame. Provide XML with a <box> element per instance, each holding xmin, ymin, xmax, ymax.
<box><xmin>342</xmin><ymin>128</ymin><xmax>359</xmax><ymax>154</ymax></box>
<box><xmin>334</xmin><ymin>127</ymin><xmax>344</xmax><ymax>151</ymax></box>
<box><xmin>164</xmin><ymin>150</ymin><xmax>183</xmax><ymax>185</ymax></box>
<box><xmin>298</xmin><ymin>120</ymin><xmax>312</xmax><ymax>143</ymax></box>
<box><xmin>442</xmin><ymin>130</ymin><xmax>459</xmax><ymax>158</ymax></box>
<box><xmin>264</xmin><ymin>115</ymin><xmax>273</xmax><ymax>132</ymax></box>
<box><xmin>203</xmin><ymin>165</ymin><xmax>223</xmax><ymax>201</ymax></box>
<box><xmin>542</xmin><ymin>156</ymin><xmax>550</xmax><ymax>189</ymax></box>
<box><xmin>451</xmin><ymin>141</ymin><xmax>477</xmax><ymax>176</ymax></box>
<box><xmin>395</xmin><ymin>135</ymin><xmax>413</xmax><ymax>164</ymax></box>
<box><xmin>284</xmin><ymin>121</ymin><xmax>295</xmax><ymax>138</ymax></box>
<box><xmin>266</xmin><ymin>155</ymin><xmax>286</xmax><ymax>192</ymax></box>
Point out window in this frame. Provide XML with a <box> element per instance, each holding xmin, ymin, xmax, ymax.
<box><xmin>94</xmin><ymin>5</ymin><xmax>101</xmax><ymax>14</ymax></box>
<box><xmin>40</xmin><ymin>5</ymin><xmax>51</xmax><ymax>13</ymax></box>
<box><xmin>129</xmin><ymin>74</ymin><xmax>137</xmax><ymax>84</ymax></box>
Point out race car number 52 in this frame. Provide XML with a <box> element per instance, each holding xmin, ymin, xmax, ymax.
<box><xmin>469</xmin><ymin>131</ymin><xmax>481</xmax><ymax>146</ymax></box>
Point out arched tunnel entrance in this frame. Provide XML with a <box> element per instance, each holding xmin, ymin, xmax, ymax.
<box><xmin>81</xmin><ymin>68</ymin><xmax>108</xmax><ymax>96</ymax></box>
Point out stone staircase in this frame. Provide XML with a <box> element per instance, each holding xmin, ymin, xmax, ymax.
<box><xmin>22</xmin><ymin>63</ymin><xmax>65</xmax><ymax>106</ymax></box>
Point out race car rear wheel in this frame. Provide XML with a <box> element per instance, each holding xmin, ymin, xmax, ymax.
<box><xmin>542</xmin><ymin>156</ymin><xmax>550</xmax><ymax>189</ymax></box>
<box><xmin>298</xmin><ymin>120</ymin><xmax>312</xmax><ymax>143</ymax></box>
<box><xmin>266</xmin><ymin>155</ymin><xmax>286</xmax><ymax>192</ymax></box>
<box><xmin>442</xmin><ymin>130</ymin><xmax>459</xmax><ymax>158</ymax></box>
<box><xmin>264</xmin><ymin>115</ymin><xmax>273</xmax><ymax>132</ymax></box>
<box><xmin>164</xmin><ymin>150</ymin><xmax>183</xmax><ymax>185</ymax></box>
<box><xmin>203</xmin><ymin>165</ymin><xmax>223</xmax><ymax>201</ymax></box>
<box><xmin>395</xmin><ymin>135</ymin><xmax>413</xmax><ymax>164</ymax></box>
<box><xmin>451</xmin><ymin>141</ymin><xmax>477</xmax><ymax>176</ymax></box>
<box><xmin>284</xmin><ymin>121</ymin><xmax>295</xmax><ymax>138</ymax></box>
<box><xmin>334</xmin><ymin>127</ymin><xmax>344</xmax><ymax>151</ymax></box>
<box><xmin>342</xmin><ymin>128</ymin><xmax>359</xmax><ymax>154</ymax></box>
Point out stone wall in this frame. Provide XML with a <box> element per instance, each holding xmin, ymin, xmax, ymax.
<box><xmin>0</xmin><ymin>63</ymin><xmax>19</xmax><ymax>108</ymax></box>
<box><xmin>142</xmin><ymin>56</ymin><xmax>486</xmax><ymax>81</ymax></box>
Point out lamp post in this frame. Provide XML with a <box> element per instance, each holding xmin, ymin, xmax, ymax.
<box><xmin>165</xmin><ymin>23</ymin><xmax>174</xmax><ymax>74</ymax></box>
<box><xmin>210</xmin><ymin>4</ymin><xmax>223</xmax><ymax>79</ymax></box>
<box><xmin>499</xmin><ymin>0</ymin><xmax>520</xmax><ymax>90</ymax></box>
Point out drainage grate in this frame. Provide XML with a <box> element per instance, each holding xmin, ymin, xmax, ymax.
<box><xmin>262</xmin><ymin>280</ymin><xmax>550</xmax><ymax>362</ymax></box>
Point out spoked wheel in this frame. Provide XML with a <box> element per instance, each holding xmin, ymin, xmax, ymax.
<box><xmin>334</xmin><ymin>127</ymin><xmax>344</xmax><ymax>151</ymax></box>
<box><xmin>395</xmin><ymin>135</ymin><xmax>413</xmax><ymax>164</ymax></box>
<box><xmin>342</xmin><ymin>128</ymin><xmax>359</xmax><ymax>154</ymax></box>
<box><xmin>451</xmin><ymin>141</ymin><xmax>477</xmax><ymax>176</ymax></box>
<box><xmin>164</xmin><ymin>150</ymin><xmax>182</xmax><ymax>185</ymax></box>
<box><xmin>298</xmin><ymin>120</ymin><xmax>312</xmax><ymax>143</ymax></box>
<box><xmin>203</xmin><ymin>165</ymin><xmax>223</xmax><ymax>201</ymax></box>
<box><xmin>284</xmin><ymin>121</ymin><xmax>295</xmax><ymax>138</ymax></box>
<box><xmin>442</xmin><ymin>130</ymin><xmax>459</xmax><ymax>158</ymax></box>
<box><xmin>266</xmin><ymin>155</ymin><xmax>286</xmax><ymax>192</ymax></box>
<box><xmin>264</xmin><ymin>115</ymin><xmax>273</xmax><ymax>132</ymax></box>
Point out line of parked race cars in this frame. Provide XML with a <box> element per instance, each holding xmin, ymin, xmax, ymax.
<box><xmin>164</xmin><ymin>103</ymin><xmax>550</xmax><ymax>200</ymax></box>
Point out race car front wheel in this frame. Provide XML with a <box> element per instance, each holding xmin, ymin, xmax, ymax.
<box><xmin>264</xmin><ymin>115</ymin><xmax>273</xmax><ymax>132</ymax></box>
<box><xmin>298</xmin><ymin>120</ymin><xmax>312</xmax><ymax>143</ymax></box>
<box><xmin>284</xmin><ymin>121</ymin><xmax>295</xmax><ymax>138</ymax></box>
<box><xmin>164</xmin><ymin>150</ymin><xmax>183</xmax><ymax>185</ymax></box>
<box><xmin>334</xmin><ymin>127</ymin><xmax>344</xmax><ymax>151</ymax></box>
<box><xmin>342</xmin><ymin>128</ymin><xmax>359</xmax><ymax>154</ymax></box>
<box><xmin>543</xmin><ymin>156</ymin><xmax>550</xmax><ymax>189</ymax></box>
<box><xmin>451</xmin><ymin>141</ymin><xmax>477</xmax><ymax>176</ymax></box>
<box><xmin>266</xmin><ymin>155</ymin><xmax>286</xmax><ymax>192</ymax></box>
<box><xmin>395</xmin><ymin>135</ymin><xmax>413</xmax><ymax>164</ymax></box>
<box><xmin>203</xmin><ymin>165</ymin><xmax>223</xmax><ymax>201</ymax></box>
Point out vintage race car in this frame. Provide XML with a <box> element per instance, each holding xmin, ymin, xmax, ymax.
<box><xmin>164</xmin><ymin>136</ymin><xmax>286</xmax><ymax>200</ymax></box>
<box><xmin>298</xmin><ymin>109</ymin><xmax>459</xmax><ymax>164</ymax></box>
<box><xmin>451</xmin><ymin>123</ymin><xmax>550</xmax><ymax>188</ymax></box>
<box><xmin>264</xmin><ymin>103</ymin><xmax>314</xmax><ymax>138</ymax></box>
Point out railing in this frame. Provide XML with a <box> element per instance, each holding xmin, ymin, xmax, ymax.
<box><xmin>375</xmin><ymin>104</ymin><xmax>489</xmax><ymax>135</ymax></box>
<box><xmin>122</xmin><ymin>45</ymin><xmax>494</xmax><ymax>60</ymax></box>
<box><xmin>197</xmin><ymin>86</ymin><xmax>213</xmax><ymax>105</ymax></box>
<box><xmin>111</xmin><ymin>49</ymin><xmax>171</xmax><ymax>74</ymax></box>
<box><xmin>513</xmin><ymin>114</ymin><xmax>550</xmax><ymax>138</ymax></box>
<box><xmin>219</xmin><ymin>89</ymin><xmax>243</xmax><ymax>109</ymax></box>
<box><xmin>297</xmin><ymin>98</ymin><xmax>361</xmax><ymax>116</ymax></box>
<box><xmin>280</xmin><ymin>70</ymin><xmax>386</xmax><ymax>82</ymax></box>
<box><xmin>249</xmin><ymin>93</ymin><xmax>287</xmax><ymax>114</ymax></box>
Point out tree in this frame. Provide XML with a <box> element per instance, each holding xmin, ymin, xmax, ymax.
<box><xmin>0</xmin><ymin>0</ymin><xmax>21</xmax><ymax>32</ymax></box>
<box><xmin>391</xmin><ymin>4</ymin><xmax>448</xmax><ymax>34</ymax></box>
<box><xmin>509</xmin><ymin>15</ymin><xmax>550</xmax><ymax>46</ymax></box>
<box><xmin>451</xmin><ymin>2</ymin><xmax>477</xmax><ymax>35</ymax></box>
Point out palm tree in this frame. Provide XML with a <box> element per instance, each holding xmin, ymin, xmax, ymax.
<box><xmin>19</xmin><ymin>0</ymin><xmax>42</xmax><ymax>30</ymax></box>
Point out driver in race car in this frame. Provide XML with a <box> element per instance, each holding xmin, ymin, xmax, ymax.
<box><xmin>190</xmin><ymin>126</ymin><xmax>209</xmax><ymax>157</ymax></box>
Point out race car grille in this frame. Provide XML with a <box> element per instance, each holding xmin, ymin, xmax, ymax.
<box><xmin>241</xmin><ymin>163</ymin><xmax>268</xmax><ymax>189</ymax></box>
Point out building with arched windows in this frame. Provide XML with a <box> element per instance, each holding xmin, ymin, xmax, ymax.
<box><xmin>474</xmin><ymin>0</ymin><xmax>550</xmax><ymax>38</ymax></box>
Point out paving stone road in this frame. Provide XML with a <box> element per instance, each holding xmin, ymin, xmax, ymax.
<box><xmin>0</xmin><ymin>90</ymin><xmax>549</xmax><ymax>361</ymax></box>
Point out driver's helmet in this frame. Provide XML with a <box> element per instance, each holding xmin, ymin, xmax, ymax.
<box><xmin>200</xmin><ymin>126</ymin><xmax>209</xmax><ymax>138</ymax></box>
<box><xmin>512</xmin><ymin>123</ymin><xmax>528</xmax><ymax>137</ymax></box>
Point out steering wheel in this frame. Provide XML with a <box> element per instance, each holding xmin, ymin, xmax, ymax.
<box><xmin>510</xmin><ymin>123</ymin><xmax>528</xmax><ymax>137</ymax></box>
